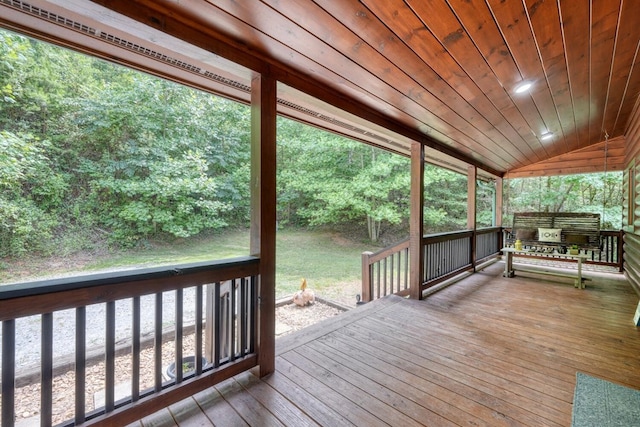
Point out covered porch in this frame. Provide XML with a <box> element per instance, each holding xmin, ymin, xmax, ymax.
<box><xmin>1</xmin><ymin>1</ymin><xmax>640</xmax><ymax>426</ymax></box>
<box><xmin>131</xmin><ymin>262</ymin><xmax>639</xmax><ymax>426</ymax></box>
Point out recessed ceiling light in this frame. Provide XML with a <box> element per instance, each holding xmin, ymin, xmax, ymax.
<box><xmin>540</xmin><ymin>132</ymin><xmax>554</xmax><ymax>140</ymax></box>
<box><xmin>514</xmin><ymin>81</ymin><xmax>533</xmax><ymax>94</ymax></box>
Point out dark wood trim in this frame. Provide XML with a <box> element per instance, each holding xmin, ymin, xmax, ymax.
<box><xmin>85</xmin><ymin>356</ymin><xmax>258</xmax><ymax>426</ymax></box>
<box><xmin>410</xmin><ymin>142</ymin><xmax>425</xmax><ymax>300</ymax></box>
<box><xmin>495</xmin><ymin>177</ymin><xmax>503</xmax><ymax>228</ymax></box>
<box><xmin>468</xmin><ymin>166</ymin><xmax>477</xmax><ymax>270</ymax></box>
<box><xmin>423</xmin><ymin>230</ymin><xmax>475</xmax><ymax>244</ymax></box>
<box><xmin>0</xmin><ymin>258</ymin><xmax>259</xmax><ymax>322</ymax></box>
<box><xmin>0</xmin><ymin>257</ymin><xmax>258</xmax><ymax>301</ymax></box>
<box><xmin>422</xmin><ymin>265</ymin><xmax>474</xmax><ymax>291</ymax></box>
<box><xmin>250</xmin><ymin>73</ymin><xmax>277</xmax><ymax>377</ymax></box>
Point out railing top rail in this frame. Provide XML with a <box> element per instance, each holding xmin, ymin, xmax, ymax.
<box><xmin>364</xmin><ymin>228</ymin><xmax>503</xmax><ymax>265</ymax></box>
<box><xmin>601</xmin><ymin>229</ymin><xmax>624</xmax><ymax>234</ymax></box>
<box><xmin>364</xmin><ymin>237</ymin><xmax>410</xmax><ymax>261</ymax></box>
<box><xmin>475</xmin><ymin>226</ymin><xmax>502</xmax><ymax>234</ymax></box>
<box><xmin>423</xmin><ymin>229</ymin><xmax>474</xmax><ymax>243</ymax></box>
<box><xmin>0</xmin><ymin>256</ymin><xmax>259</xmax><ymax>302</ymax></box>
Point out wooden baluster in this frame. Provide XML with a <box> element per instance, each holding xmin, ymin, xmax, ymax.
<box><xmin>154</xmin><ymin>293</ymin><xmax>163</xmax><ymax>392</ymax></box>
<box><xmin>239</xmin><ymin>278</ymin><xmax>247</xmax><ymax>357</ymax></box>
<box><xmin>213</xmin><ymin>282</ymin><xmax>221</xmax><ymax>368</ymax></box>
<box><xmin>105</xmin><ymin>301</ymin><xmax>116</xmax><ymax>412</ymax></box>
<box><xmin>2</xmin><ymin>319</ymin><xmax>15</xmax><ymax>427</ymax></box>
<box><xmin>195</xmin><ymin>285</ymin><xmax>203</xmax><ymax>375</ymax></box>
<box><xmin>75</xmin><ymin>307</ymin><xmax>86</xmax><ymax>424</ymax></box>
<box><xmin>41</xmin><ymin>313</ymin><xmax>53</xmax><ymax>426</ymax></box>
<box><xmin>132</xmin><ymin>297</ymin><xmax>140</xmax><ymax>401</ymax></box>
<box><xmin>175</xmin><ymin>289</ymin><xmax>183</xmax><ymax>383</ymax></box>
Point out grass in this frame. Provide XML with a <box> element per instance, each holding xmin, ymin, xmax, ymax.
<box><xmin>0</xmin><ymin>228</ymin><xmax>381</xmax><ymax>302</ymax></box>
<box><xmin>275</xmin><ymin>229</ymin><xmax>375</xmax><ymax>298</ymax></box>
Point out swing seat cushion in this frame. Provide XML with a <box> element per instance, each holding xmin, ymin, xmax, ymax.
<box><xmin>538</xmin><ymin>228</ymin><xmax>562</xmax><ymax>242</ymax></box>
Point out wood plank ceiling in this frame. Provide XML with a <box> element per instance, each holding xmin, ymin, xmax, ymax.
<box><xmin>2</xmin><ymin>0</ymin><xmax>640</xmax><ymax>178</ymax></box>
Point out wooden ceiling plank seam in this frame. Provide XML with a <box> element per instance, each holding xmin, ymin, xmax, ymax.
<box><xmin>402</xmin><ymin>0</ymin><xmax>549</xmax><ymax>162</ymax></box>
<box><xmin>312</xmin><ymin>0</ymin><xmax>529</xmax><ymax>168</ymax></box>
<box><xmin>523</xmin><ymin>0</ymin><xmax>576</xmax><ymax>153</ymax></box>
<box><xmin>605</xmin><ymin>0</ymin><xmax>640</xmax><ymax>137</ymax></box>
<box><xmin>588</xmin><ymin>0</ymin><xmax>622</xmax><ymax>145</ymax></box>
<box><xmin>485</xmin><ymin>0</ymin><xmax>560</xmax><ymax>158</ymax></box>
<box><xmin>558</xmin><ymin>0</ymin><xmax>591</xmax><ymax>152</ymax></box>
<box><xmin>613</xmin><ymin>40</ymin><xmax>640</xmax><ymax>135</ymax></box>
<box><xmin>513</xmin><ymin>159</ymin><xmax>626</xmax><ymax>174</ymax></box>
<box><xmin>519</xmin><ymin>0</ymin><xmax>573</xmax><ymax>154</ymax></box>
<box><xmin>360</xmin><ymin>0</ymin><xmax>546</xmax><ymax>164</ymax></box>
<box><xmin>510</xmin><ymin>0</ymin><xmax>571</xmax><ymax>156</ymax></box>
<box><xmin>486</xmin><ymin>0</ymin><xmax>569</xmax><ymax>159</ymax></box>
<box><xmin>445</xmin><ymin>0</ymin><xmax>548</xmax><ymax>161</ymax></box>
<box><xmin>511</xmin><ymin>156</ymin><xmax>626</xmax><ymax>172</ymax></box>
<box><xmin>507</xmin><ymin>137</ymin><xmax>626</xmax><ymax>177</ymax></box>
<box><xmin>441</xmin><ymin>0</ymin><xmax>551</xmax><ymax>167</ymax></box>
<box><xmin>508</xmin><ymin>164</ymin><xmax>625</xmax><ymax>178</ymax></box>
<box><xmin>598</xmin><ymin>0</ymin><xmax>627</xmax><ymax>142</ymax></box>
<box><xmin>397</xmin><ymin>0</ymin><xmax>531</xmax><ymax>166</ymax></box>
<box><xmin>403</xmin><ymin>0</ymin><xmax>534</xmax><ymax>150</ymax></box>
<box><xmin>369</xmin><ymin>0</ymin><xmax>535</xmax><ymax>166</ymax></box>
<box><xmin>110</xmin><ymin>0</ymin><xmax>422</xmax><ymax>132</ymax></box>
<box><xmin>226</xmin><ymin>0</ymin><xmax>514</xmax><ymax>169</ymax></box>
<box><xmin>193</xmin><ymin>0</ymin><xmax>508</xmax><ymax>169</ymax></box>
<box><xmin>306</xmin><ymin>0</ymin><xmax>523</xmax><ymax>167</ymax></box>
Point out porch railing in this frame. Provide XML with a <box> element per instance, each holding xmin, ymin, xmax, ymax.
<box><xmin>361</xmin><ymin>238</ymin><xmax>410</xmax><ymax>301</ymax></box>
<box><xmin>362</xmin><ymin>227</ymin><xmax>503</xmax><ymax>301</ymax></box>
<box><xmin>507</xmin><ymin>229</ymin><xmax>624</xmax><ymax>272</ymax></box>
<box><xmin>0</xmin><ymin>256</ymin><xmax>260</xmax><ymax>427</ymax></box>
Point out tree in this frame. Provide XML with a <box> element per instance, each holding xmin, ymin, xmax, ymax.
<box><xmin>276</xmin><ymin>118</ymin><xmax>410</xmax><ymax>241</ymax></box>
<box><xmin>504</xmin><ymin>173</ymin><xmax>623</xmax><ymax>228</ymax></box>
<box><xmin>0</xmin><ymin>131</ymin><xmax>61</xmax><ymax>256</ymax></box>
<box><xmin>423</xmin><ymin>166</ymin><xmax>468</xmax><ymax>232</ymax></box>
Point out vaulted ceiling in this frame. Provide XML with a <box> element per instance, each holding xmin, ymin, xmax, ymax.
<box><xmin>2</xmin><ymin>0</ymin><xmax>639</xmax><ymax>178</ymax></box>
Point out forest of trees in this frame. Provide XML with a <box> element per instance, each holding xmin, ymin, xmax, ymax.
<box><xmin>0</xmin><ymin>29</ymin><xmax>622</xmax><ymax>262</ymax></box>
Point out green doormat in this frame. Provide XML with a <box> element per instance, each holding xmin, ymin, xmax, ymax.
<box><xmin>572</xmin><ymin>372</ymin><xmax>640</xmax><ymax>426</ymax></box>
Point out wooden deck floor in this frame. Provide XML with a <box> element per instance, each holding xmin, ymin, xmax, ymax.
<box><xmin>130</xmin><ymin>262</ymin><xmax>640</xmax><ymax>426</ymax></box>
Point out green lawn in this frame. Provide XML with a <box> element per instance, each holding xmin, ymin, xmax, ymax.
<box><xmin>1</xmin><ymin>229</ymin><xmax>381</xmax><ymax>301</ymax></box>
<box><xmin>274</xmin><ymin>229</ymin><xmax>375</xmax><ymax>298</ymax></box>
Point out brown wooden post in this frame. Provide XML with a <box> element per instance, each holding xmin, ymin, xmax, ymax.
<box><xmin>410</xmin><ymin>142</ymin><xmax>425</xmax><ymax>300</ymax></box>
<box><xmin>250</xmin><ymin>72</ymin><xmax>277</xmax><ymax>377</ymax></box>
<box><xmin>361</xmin><ymin>251</ymin><xmax>373</xmax><ymax>302</ymax></box>
<box><xmin>495</xmin><ymin>176</ymin><xmax>504</xmax><ymax>249</ymax></box>
<box><xmin>468</xmin><ymin>166</ymin><xmax>477</xmax><ymax>270</ymax></box>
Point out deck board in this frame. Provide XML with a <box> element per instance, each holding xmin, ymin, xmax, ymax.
<box><xmin>135</xmin><ymin>262</ymin><xmax>640</xmax><ymax>426</ymax></box>
<box><xmin>192</xmin><ymin>385</ymin><xmax>249</xmax><ymax>426</ymax></box>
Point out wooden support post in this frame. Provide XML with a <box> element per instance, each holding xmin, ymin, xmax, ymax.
<box><xmin>250</xmin><ymin>72</ymin><xmax>277</xmax><ymax>377</ymax></box>
<box><xmin>495</xmin><ymin>176</ymin><xmax>503</xmax><ymax>228</ymax></box>
<box><xmin>468</xmin><ymin>166</ymin><xmax>477</xmax><ymax>270</ymax></box>
<box><xmin>495</xmin><ymin>176</ymin><xmax>504</xmax><ymax>249</ymax></box>
<box><xmin>361</xmin><ymin>251</ymin><xmax>373</xmax><ymax>302</ymax></box>
<box><xmin>410</xmin><ymin>142</ymin><xmax>425</xmax><ymax>300</ymax></box>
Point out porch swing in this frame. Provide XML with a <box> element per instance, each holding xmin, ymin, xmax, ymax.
<box><xmin>505</xmin><ymin>133</ymin><xmax>610</xmax><ymax>254</ymax></box>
